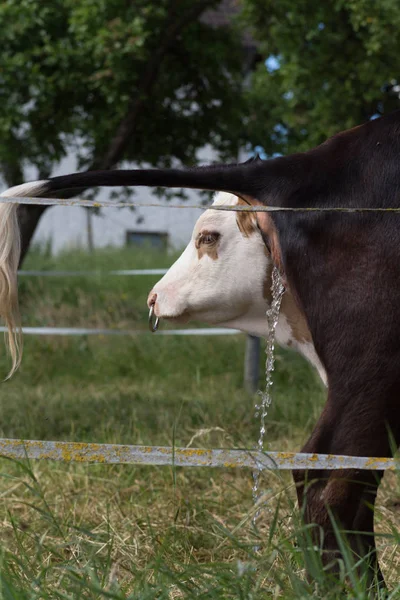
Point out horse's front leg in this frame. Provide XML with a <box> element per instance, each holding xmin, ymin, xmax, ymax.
<box><xmin>293</xmin><ymin>404</ymin><xmax>385</xmax><ymax>588</ymax></box>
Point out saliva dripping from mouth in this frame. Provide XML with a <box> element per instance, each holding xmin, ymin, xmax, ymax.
<box><xmin>252</xmin><ymin>265</ymin><xmax>285</xmax><ymax>545</ymax></box>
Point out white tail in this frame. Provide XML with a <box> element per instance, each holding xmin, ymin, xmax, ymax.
<box><xmin>0</xmin><ymin>203</ymin><xmax>21</xmax><ymax>378</ymax></box>
<box><xmin>0</xmin><ymin>179</ymin><xmax>65</xmax><ymax>378</ymax></box>
<box><xmin>0</xmin><ymin>180</ymin><xmax>53</xmax><ymax>377</ymax></box>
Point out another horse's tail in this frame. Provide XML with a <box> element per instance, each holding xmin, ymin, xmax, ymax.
<box><xmin>0</xmin><ymin>198</ymin><xmax>21</xmax><ymax>378</ymax></box>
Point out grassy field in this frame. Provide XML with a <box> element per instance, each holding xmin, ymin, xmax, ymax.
<box><xmin>0</xmin><ymin>245</ymin><xmax>399</xmax><ymax>598</ymax></box>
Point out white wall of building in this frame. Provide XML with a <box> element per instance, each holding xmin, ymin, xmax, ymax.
<box><xmin>28</xmin><ymin>149</ymin><xmax>225</xmax><ymax>254</ymax></box>
<box><xmin>0</xmin><ymin>145</ymin><xmax>248</xmax><ymax>255</ymax></box>
<box><xmin>32</xmin><ymin>190</ymin><xmax>205</xmax><ymax>254</ymax></box>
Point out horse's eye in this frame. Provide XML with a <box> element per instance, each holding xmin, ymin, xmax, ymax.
<box><xmin>203</xmin><ymin>234</ymin><xmax>217</xmax><ymax>244</ymax></box>
<box><xmin>198</xmin><ymin>231</ymin><xmax>220</xmax><ymax>246</ymax></box>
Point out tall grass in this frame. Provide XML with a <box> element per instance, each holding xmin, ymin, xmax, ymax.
<box><xmin>0</xmin><ymin>246</ymin><xmax>397</xmax><ymax>598</ymax></box>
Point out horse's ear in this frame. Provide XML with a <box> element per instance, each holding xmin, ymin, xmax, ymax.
<box><xmin>243</xmin><ymin>153</ymin><xmax>263</xmax><ymax>165</ymax></box>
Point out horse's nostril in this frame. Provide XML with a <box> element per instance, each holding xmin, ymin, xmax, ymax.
<box><xmin>147</xmin><ymin>292</ymin><xmax>157</xmax><ymax>308</ymax></box>
<box><xmin>148</xmin><ymin>292</ymin><xmax>159</xmax><ymax>332</ymax></box>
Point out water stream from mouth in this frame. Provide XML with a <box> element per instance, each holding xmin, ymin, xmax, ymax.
<box><xmin>252</xmin><ymin>266</ymin><xmax>285</xmax><ymax>535</ymax></box>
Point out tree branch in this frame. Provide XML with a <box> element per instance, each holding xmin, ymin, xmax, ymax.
<box><xmin>95</xmin><ymin>0</ymin><xmax>217</xmax><ymax>170</ymax></box>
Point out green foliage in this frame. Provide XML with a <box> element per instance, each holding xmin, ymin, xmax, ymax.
<box><xmin>5</xmin><ymin>1</ymin><xmax>400</xmax><ymax>184</ymax></box>
<box><xmin>242</xmin><ymin>0</ymin><xmax>400</xmax><ymax>154</ymax></box>
<box><xmin>0</xmin><ymin>0</ymin><xmax>247</xmax><ymax>183</ymax></box>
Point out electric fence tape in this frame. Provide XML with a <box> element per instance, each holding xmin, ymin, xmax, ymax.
<box><xmin>0</xmin><ymin>326</ymin><xmax>241</xmax><ymax>336</ymax></box>
<box><xmin>18</xmin><ymin>269</ymin><xmax>168</xmax><ymax>276</ymax></box>
<box><xmin>4</xmin><ymin>195</ymin><xmax>400</xmax><ymax>212</ymax></box>
<box><xmin>0</xmin><ymin>439</ymin><xmax>396</xmax><ymax>471</ymax></box>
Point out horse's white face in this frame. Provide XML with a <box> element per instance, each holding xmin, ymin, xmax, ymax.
<box><xmin>147</xmin><ymin>192</ymin><xmax>326</xmax><ymax>384</ymax></box>
<box><xmin>147</xmin><ymin>193</ymin><xmax>270</xmax><ymax>335</ymax></box>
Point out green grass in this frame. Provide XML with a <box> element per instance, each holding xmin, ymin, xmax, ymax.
<box><xmin>0</xmin><ymin>245</ymin><xmax>398</xmax><ymax>598</ymax></box>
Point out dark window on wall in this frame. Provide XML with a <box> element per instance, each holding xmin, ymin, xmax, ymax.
<box><xmin>126</xmin><ymin>231</ymin><xmax>169</xmax><ymax>251</ymax></box>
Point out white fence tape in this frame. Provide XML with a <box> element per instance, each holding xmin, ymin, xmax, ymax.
<box><xmin>3</xmin><ymin>194</ymin><xmax>400</xmax><ymax>213</ymax></box>
<box><xmin>0</xmin><ymin>326</ymin><xmax>240</xmax><ymax>337</ymax></box>
<box><xmin>0</xmin><ymin>439</ymin><xmax>396</xmax><ymax>471</ymax></box>
<box><xmin>18</xmin><ymin>269</ymin><xmax>168</xmax><ymax>277</ymax></box>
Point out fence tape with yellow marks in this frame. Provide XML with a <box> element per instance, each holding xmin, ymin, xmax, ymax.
<box><xmin>0</xmin><ymin>439</ymin><xmax>396</xmax><ymax>471</ymax></box>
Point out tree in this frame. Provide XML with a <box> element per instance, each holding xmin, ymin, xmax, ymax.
<box><xmin>0</xmin><ymin>0</ymin><xmax>249</xmax><ymax>261</ymax></box>
<box><xmin>241</xmin><ymin>0</ymin><xmax>400</xmax><ymax>155</ymax></box>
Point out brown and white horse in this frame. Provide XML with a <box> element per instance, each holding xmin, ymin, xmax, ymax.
<box><xmin>147</xmin><ymin>191</ymin><xmax>326</xmax><ymax>384</ymax></box>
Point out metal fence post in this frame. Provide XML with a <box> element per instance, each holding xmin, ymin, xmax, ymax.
<box><xmin>244</xmin><ymin>335</ymin><xmax>260</xmax><ymax>393</ymax></box>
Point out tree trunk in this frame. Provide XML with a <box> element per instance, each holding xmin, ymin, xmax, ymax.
<box><xmin>0</xmin><ymin>159</ymin><xmax>49</xmax><ymax>265</ymax></box>
<box><xmin>18</xmin><ymin>205</ymin><xmax>49</xmax><ymax>263</ymax></box>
